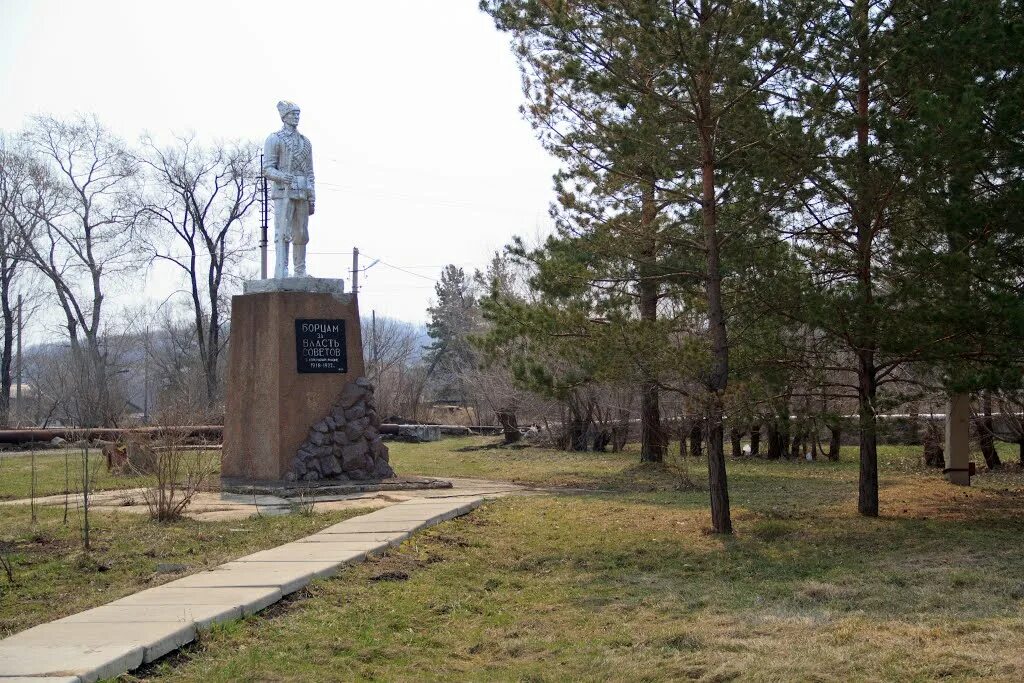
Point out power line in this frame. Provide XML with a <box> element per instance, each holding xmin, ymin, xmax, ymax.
<box><xmin>359</xmin><ymin>252</ymin><xmax>438</xmax><ymax>282</ymax></box>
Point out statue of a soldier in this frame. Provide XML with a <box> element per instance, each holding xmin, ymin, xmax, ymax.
<box><xmin>263</xmin><ymin>100</ymin><xmax>315</xmax><ymax>278</ymax></box>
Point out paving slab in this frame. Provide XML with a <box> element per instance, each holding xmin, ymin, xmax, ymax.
<box><xmin>354</xmin><ymin>511</ymin><xmax>468</xmax><ymax>527</ymax></box>
<box><xmin>0</xmin><ymin>494</ymin><xmax>484</xmax><ymax>681</ymax></box>
<box><xmin>169</xmin><ymin>560</ymin><xmax>341</xmax><ymax>595</ymax></box>
<box><xmin>298</xmin><ymin>532</ymin><xmax>409</xmax><ymax>547</ymax></box>
<box><xmin>1</xmin><ymin>620</ymin><xmax>195</xmax><ymax>665</ymax></box>
<box><xmin>316</xmin><ymin>519</ymin><xmax>412</xmax><ymax>535</ymax></box>
<box><xmin>0</xmin><ymin>642</ymin><xmax>142</xmax><ymax>682</ymax></box>
<box><xmin>110</xmin><ymin>584</ymin><xmax>283</xmax><ymax>615</ymax></box>
<box><xmin>58</xmin><ymin>603</ymin><xmax>240</xmax><ymax>629</ymax></box>
<box><xmin>393</xmin><ymin>497</ymin><xmax>480</xmax><ymax>504</ymax></box>
<box><xmin>235</xmin><ymin>543</ymin><xmax>371</xmax><ymax>564</ymax></box>
<box><xmin>360</xmin><ymin>508</ymin><xmax>463</xmax><ymax>523</ymax></box>
<box><xmin>315</xmin><ymin>519</ymin><xmax>431</xmax><ymax>533</ymax></box>
<box><xmin>372</xmin><ymin>498</ymin><xmax>481</xmax><ymax>513</ymax></box>
<box><xmin>307</xmin><ymin>529</ymin><xmax>411</xmax><ymax>544</ymax></box>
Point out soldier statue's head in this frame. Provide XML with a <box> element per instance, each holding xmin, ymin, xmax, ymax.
<box><xmin>277</xmin><ymin>100</ymin><xmax>300</xmax><ymax>127</ymax></box>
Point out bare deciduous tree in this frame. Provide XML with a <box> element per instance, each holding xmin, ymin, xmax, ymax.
<box><xmin>137</xmin><ymin>134</ymin><xmax>259</xmax><ymax>410</ymax></box>
<box><xmin>0</xmin><ymin>136</ymin><xmax>45</xmax><ymax>427</ymax></box>
<box><xmin>363</xmin><ymin>314</ymin><xmax>427</xmax><ymax>420</ymax></box>
<box><xmin>19</xmin><ymin>115</ymin><xmax>140</xmax><ymax>426</ymax></box>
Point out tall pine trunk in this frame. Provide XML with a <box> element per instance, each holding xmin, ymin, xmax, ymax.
<box><xmin>979</xmin><ymin>392</ymin><xmax>1002</xmax><ymax>469</ymax></box>
<box><xmin>750</xmin><ymin>424</ymin><xmax>761</xmax><ymax>457</ymax></box>
<box><xmin>638</xmin><ymin>176</ymin><xmax>666</xmax><ymax>462</ymax></box>
<box><xmin>689</xmin><ymin>421</ymin><xmax>703</xmax><ymax>459</ymax></box>
<box><xmin>698</xmin><ymin>24</ymin><xmax>732</xmax><ymax>532</ymax></box>
<box><xmin>828</xmin><ymin>425</ymin><xmax>841</xmax><ymax>461</ymax></box>
<box><xmin>857</xmin><ymin>353</ymin><xmax>879</xmax><ymax>516</ymax></box>
<box><xmin>854</xmin><ymin>0</ymin><xmax>879</xmax><ymax>517</ymax></box>
<box><xmin>790</xmin><ymin>428</ymin><xmax>804</xmax><ymax>459</ymax></box>
<box><xmin>766</xmin><ymin>422</ymin><xmax>782</xmax><ymax>459</ymax></box>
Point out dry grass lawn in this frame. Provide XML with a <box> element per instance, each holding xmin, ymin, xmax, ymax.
<box><xmin>131</xmin><ymin>438</ymin><xmax>1024</xmax><ymax>682</ymax></box>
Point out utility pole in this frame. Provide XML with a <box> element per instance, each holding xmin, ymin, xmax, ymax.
<box><xmin>143</xmin><ymin>327</ymin><xmax>150</xmax><ymax>425</ymax></box>
<box><xmin>371</xmin><ymin>309</ymin><xmax>377</xmax><ymax>381</ymax></box>
<box><xmin>15</xmin><ymin>294</ymin><xmax>22</xmax><ymax>427</ymax></box>
<box><xmin>259</xmin><ymin>153</ymin><xmax>268</xmax><ymax>279</ymax></box>
<box><xmin>351</xmin><ymin>247</ymin><xmax>359</xmax><ymax>294</ymax></box>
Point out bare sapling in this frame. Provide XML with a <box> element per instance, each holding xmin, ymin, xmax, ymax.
<box><xmin>69</xmin><ymin>429</ymin><xmax>95</xmax><ymax>550</ymax></box>
<box><xmin>0</xmin><ymin>544</ymin><xmax>13</xmax><ymax>594</ymax></box>
<box><xmin>140</xmin><ymin>407</ymin><xmax>218</xmax><ymax>522</ymax></box>
<box><xmin>30</xmin><ymin>445</ymin><xmax>37</xmax><ymax>524</ymax></box>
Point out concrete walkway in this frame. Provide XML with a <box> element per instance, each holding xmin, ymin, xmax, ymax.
<box><xmin>0</xmin><ymin>496</ymin><xmax>484</xmax><ymax>682</ymax></box>
<box><xmin>0</xmin><ymin>477</ymin><xmax>525</xmax><ymax>521</ymax></box>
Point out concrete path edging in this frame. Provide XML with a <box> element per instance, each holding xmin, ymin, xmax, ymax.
<box><xmin>0</xmin><ymin>496</ymin><xmax>484</xmax><ymax>682</ymax></box>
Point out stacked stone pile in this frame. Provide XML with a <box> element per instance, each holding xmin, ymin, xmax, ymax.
<box><xmin>289</xmin><ymin>377</ymin><xmax>395</xmax><ymax>481</ymax></box>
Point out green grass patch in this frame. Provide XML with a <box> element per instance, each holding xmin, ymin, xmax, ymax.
<box><xmin>0</xmin><ymin>448</ymin><xmax>163</xmax><ymax>500</ymax></box>
<box><xmin>0</xmin><ymin>503</ymin><xmax>373</xmax><ymax>637</ymax></box>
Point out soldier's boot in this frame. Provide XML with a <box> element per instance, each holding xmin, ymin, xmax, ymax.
<box><xmin>293</xmin><ymin>244</ymin><xmax>307</xmax><ymax>277</ymax></box>
<box><xmin>275</xmin><ymin>239</ymin><xmax>290</xmax><ymax>278</ymax></box>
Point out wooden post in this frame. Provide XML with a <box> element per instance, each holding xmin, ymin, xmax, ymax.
<box><xmin>944</xmin><ymin>393</ymin><xmax>971</xmax><ymax>486</ymax></box>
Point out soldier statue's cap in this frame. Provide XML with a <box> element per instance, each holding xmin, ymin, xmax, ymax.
<box><xmin>277</xmin><ymin>100</ymin><xmax>300</xmax><ymax>117</ymax></box>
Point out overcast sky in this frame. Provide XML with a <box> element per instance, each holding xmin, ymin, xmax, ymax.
<box><xmin>0</xmin><ymin>0</ymin><xmax>558</xmax><ymax>328</ymax></box>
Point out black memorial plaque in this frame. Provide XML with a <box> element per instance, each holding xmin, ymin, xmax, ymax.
<box><xmin>295</xmin><ymin>319</ymin><xmax>347</xmax><ymax>373</ymax></box>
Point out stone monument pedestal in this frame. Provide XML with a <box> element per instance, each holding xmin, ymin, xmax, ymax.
<box><xmin>222</xmin><ymin>277</ymin><xmax>365</xmax><ymax>482</ymax></box>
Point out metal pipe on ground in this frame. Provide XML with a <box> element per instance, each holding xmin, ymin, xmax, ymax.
<box><xmin>0</xmin><ymin>425</ymin><xmax>502</xmax><ymax>445</ymax></box>
<box><xmin>0</xmin><ymin>426</ymin><xmax>223</xmax><ymax>444</ymax></box>
<box><xmin>379</xmin><ymin>424</ymin><xmax>502</xmax><ymax>436</ymax></box>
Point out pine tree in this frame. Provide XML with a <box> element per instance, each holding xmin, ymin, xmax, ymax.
<box><xmin>424</xmin><ymin>265</ymin><xmax>480</xmax><ymax>405</ymax></box>
<box><xmin>484</xmin><ymin>0</ymin><xmax>816</xmax><ymax>533</ymax></box>
<box><xmin>793</xmin><ymin>0</ymin><xmax>1024</xmax><ymax>515</ymax></box>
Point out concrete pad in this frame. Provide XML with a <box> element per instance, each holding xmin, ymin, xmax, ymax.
<box><xmin>219</xmin><ymin>492</ymin><xmax>291</xmax><ymax>506</ymax></box>
<box><xmin>298</xmin><ymin>532</ymin><xmax>409</xmax><ymax>548</ymax></box>
<box><xmin>288</xmin><ymin>540</ymin><xmax>391</xmax><ymax>557</ymax></box>
<box><xmin>388</xmin><ymin>499</ymin><xmax>481</xmax><ymax>512</ymax></box>
<box><xmin>186</xmin><ymin>509</ymin><xmax>261</xmax><ymax>522</ymax></box>
<box><xmin>0</xmin><ymin>677</ymin><xmax>81</xmax><ymax>683</ymax></box>
<box><xmin>110</xmin><ymin>584</ymin><xmax>282</xmax><ymax>616</ymax></box>
<box><xmin>169</xmin><ymin>560</ymin><xmax>340</xmax><ymax>595</ymax></box>
<box><xmin>235</xmin><ymin>543</ymin><xmax>369</xmax><ymax>564</ymax></box>
<box><xmin>310</xmin><ymin>529</ymin><xmax>410</xmax><ymax>544</ymax></box>
<box><xmin>58</xmin><ymin>603</ymin><xmax>241</xmax><ymax>629</ymax></box>
<box><xmin>2</xmin><ymin>620</ymin><xmax>195</xmax><ymax>664</ymax></box>
<box><xmin>316</xmin><ymin>519</ymin><xmax>426</xmax><ymax>533</ymax></box>
<box><xmin>304</xmin><ymin>492</ymin><xmax>408</xmax><ymax>504</ymax></box>
<box><xmin>337</xmin><ymin>507</ymin><xmax>468</xmax><ymax>522</ymax></box>
<box><xmin>0</xmin><ymin>642</ymin><xmax>142</xmax><ymax>682</ymax></box>
<box><xmin>358</xmin><ymin>509</ymin><xmax>462</xmax><ymax>525</ymax></box>
<box><xmin>308</xmin><ymin>499</ymin><xmax>394</xmax><ymax>513</ymax></box>
<box><xmin>397</xmin><ymin>497</ymin><xmax>482</xmax><ymax>505</ymax></box>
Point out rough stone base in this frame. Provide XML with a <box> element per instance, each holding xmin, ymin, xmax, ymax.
<box><xmin>220</xmin><ymin>476</ymin><xmax>453</xmax><ymax>498</ymax></box>
<box><xmin>292</xmin><ymin>377</ymin><xmax>394</xmax><ymax>482</ymax></box>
